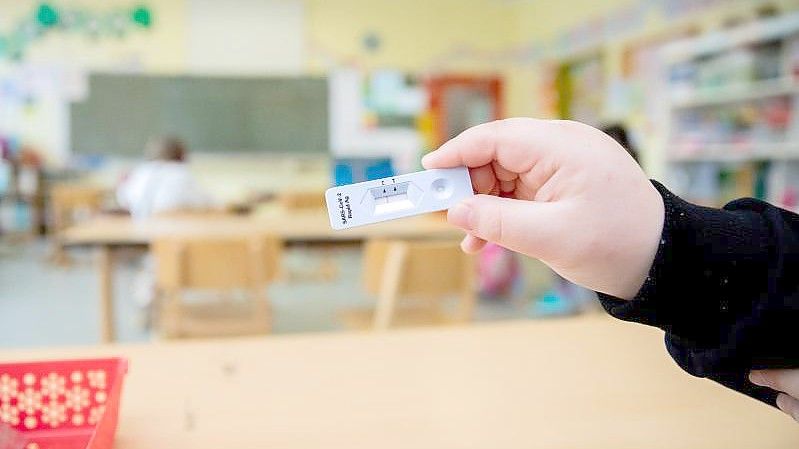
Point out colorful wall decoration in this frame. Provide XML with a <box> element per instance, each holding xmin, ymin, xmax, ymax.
<box><xmin>0</xmin><ymin>3</ymin><xmax>154</xmax><ymax>61</ymax></box>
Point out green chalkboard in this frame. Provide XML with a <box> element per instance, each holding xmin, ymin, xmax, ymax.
<box><xmin>70</xmin><ymin>74</ymin><xmax>328</xmax><ymax>156</ymax></box>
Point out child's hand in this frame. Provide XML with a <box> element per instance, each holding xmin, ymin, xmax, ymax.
<box><xmin>422</xmin><ymin>118</ymin><xmax>664</xmax><ymax>300</ymax></box>
<box><xmin>750</xmin><ymin>370</ymin><xmax>799</xmax><ymax>422</ymax></box>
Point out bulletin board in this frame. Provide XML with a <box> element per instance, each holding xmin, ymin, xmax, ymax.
<box><xmin>70</xmin><ymin>74</ymin><xmax>328</xmax><ymax>156</ymax></box>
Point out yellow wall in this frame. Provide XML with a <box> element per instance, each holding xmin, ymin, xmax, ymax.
<box><xmin>306</xmin><ymin>0</ymin><xmax>520</xmax><ymax>72</ymax></box>
<box><xmin>2</xmin><ymin>0</ymin><xmax>521</xmax><ymax>73</ymax></box>
<box><xmin>518</xmin><ymin>0</ymin><xmax>631</xmax><ymax>42</ymax></box>
<box><xmin>306</xmin><ymin>0</ymin><xmax>523</xmax><ymax>119</ymax></box>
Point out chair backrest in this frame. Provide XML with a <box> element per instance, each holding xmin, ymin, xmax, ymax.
<box><xmin>152</xmin><ymin>209</ymin><xmax>232</xmax><ymax>219</ymax></box>
<box><xmin>49</xmin><ymin>184</ymin><xmax>105</xmax><ymax>229</ymax></box>
<box><xmin>277</xmin><ymin>190</ymin><xmax>325</xmax><ymax>211</ymax></box>
<box><xmin>363</xmin><ymin>239</ymin><xmax>473</xmax><ymax>299</ymax></box>
<box><xmin>153</xmin><ymin>235</ymin><xmax>282</xmax><ymax>291</ymax></box>
<box><xmin>50</xmin><ymin>184</ymin><xmax>105</xmax><ymax>206</ymax></box>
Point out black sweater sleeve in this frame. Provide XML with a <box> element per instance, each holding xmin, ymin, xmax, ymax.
<box><xmin>597</xmin><ymin>181</ymin><xmax>799</xmax><ymax>406</ymax></box>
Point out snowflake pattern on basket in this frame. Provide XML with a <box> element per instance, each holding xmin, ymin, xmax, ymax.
<box><xmin>40</xmin><ymin>401</ymin><xmax>67</xmax><ymax>428</ymax></box>
<box><xmin>0</xmin><ymin>403</ymin><xmax>19</xmax><ymax>426</ymax></box>
<box><xmin>0</xmin><ymin>369</ymin><xmax>108</xmax><ymax>431</ymax></box>
<box><xmin>86</xmin><ymin>370</ymin><xmax>106</xmax><ymax>390</ymax></box>
<box><xmin>0</xmin><ymin>374</ymin><xmax>18</xmax><ymax>403</ymax></box>
<box><xmin>40</xmin><ymin>373</ymin><xmax>66</xmax><ymax>400</ymax></box>
<box><xmin>65</xmin><ymin>385</ymin><xmax>90</xmax><ymax>412</ymax></box>
<box><xmin>87</xmin><ymin>405</ymin><xmax>106</xmax><ymax>426</ymax></box>
<box><xmin>17</xmin><ymin>388</ymin><xmax>42</xmax><ymax>415</ymax></box>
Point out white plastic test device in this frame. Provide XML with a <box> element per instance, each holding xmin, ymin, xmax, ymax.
<box><xmin>325</xmin><ymin>166</ymin><xmax>474</xmax><ymax>230</ymax></box>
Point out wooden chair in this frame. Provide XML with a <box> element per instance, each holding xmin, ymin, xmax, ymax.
<box><xmin>277</xmin><ymin>190</ymin><xmax>326</xmax><ymax>211</ymax></box>
<box><xmin>277</xmin><ymin>189</ymin><xmax>338</xmax><ymax>282</ymax></box>
<box><xmin>151</xmin><ymin>234</ymin><xmax>283</xmax><ymax>339</ymax></box>
<box><xmin>152</xmin><ymin>209</ymin><xmax>233</xmax><ymax>219</ymax></box>
<box><xmin>48</xmin><ymin>184</ymin><xmax>106</xmax><ymax>265</ymax></box>
<box><xmin>344</xmin><ymin>239</ymin><xmax>476</xmax><ymax>330</ymax></box>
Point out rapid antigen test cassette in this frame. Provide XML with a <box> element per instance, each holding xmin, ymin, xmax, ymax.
<box><xmin>325</xmin><ymin>166</ymin><xmax>474</xmax><ymax>230</ymax></box>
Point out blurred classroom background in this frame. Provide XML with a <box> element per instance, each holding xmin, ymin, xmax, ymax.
<box><xmin>3</xmin><ymin>0</ymin><xmax>799</xmax><ymax>346</ymax></box>
<box><xmin>3</xmin><ymin>1</ymin><xmax>799</xmax><ymax>447</ymax></box>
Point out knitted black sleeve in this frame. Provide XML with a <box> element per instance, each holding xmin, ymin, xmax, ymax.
<box><xmin>597</xmin><ymin>181</ymin><xmax>799</xmax><ymax>406</ymax></box>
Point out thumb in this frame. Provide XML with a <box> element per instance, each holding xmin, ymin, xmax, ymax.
<box><xmin>447</xmin><ymin>194</ymin><xmax>559</xmax><ymax>257</ymax></box>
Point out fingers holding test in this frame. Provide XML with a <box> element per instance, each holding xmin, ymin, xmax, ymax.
<box><xmin>447</xmin><ymin>194</ymin><xmax>559</xmax><ymax>258</ymax></box>
<box><xmin>492</xmin><ymin>160</ymin><xmax>518</xmax><ymax>182</ymax></box>
<box><xmin>776</xmin><ymin>394</ymin><xmax>799</xmax><ymax>422</ymax></box>
<box><xmin>460</xmin><ymin>234</ymin><xmax>487</xmax><ymax>253</ymax></box>
<box><xmin>750</xmin><ymin>370</ymin><xmax>799</xmax><ymax>398</ymax></box>
<box><xmin>750</xmin><ymin>369</ymin><xmax>799</xmax><ymax>421</ymax></box>
<box><xmin>422</xmin><ymin>121</ymin><xmax>500</xmax><ymax>169</ymax></box>
<box><xmin>499</xmin><ymin>180</ymin><xmax>516</xmax><ymax>194</ymax></box>
<box><xmin>469</xmin><ymin>165</ymin><xmax>498</xmax><ymax>194</ymax></box>
<box><xmin>422</xmin><ymin>118</ymin><xmax>555</xmax><ymax>171</ymax></box>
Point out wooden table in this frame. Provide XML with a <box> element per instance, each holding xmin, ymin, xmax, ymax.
<box><xmin>62</xmin><ymin>212</ymin><xmax>463</xmax><ymax>342</ymax></box>
<box><xmin>2</xmin><ymin>317</ymin><xmax>797</xmax><ymax>448</ymax></box>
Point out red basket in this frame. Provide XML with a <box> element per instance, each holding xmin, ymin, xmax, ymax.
<box><xmin>0</xmin><ymin>358</ymin><xmax>128</xmax><ymax>449</ymax></box>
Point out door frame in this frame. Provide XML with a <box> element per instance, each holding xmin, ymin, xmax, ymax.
<box><xmin>426</xmin><ymin>76</ymin><xmax>503</xmax><ymax>147</ymax></box>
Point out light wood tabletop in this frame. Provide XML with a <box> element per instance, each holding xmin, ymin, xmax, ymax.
<box><xmin>1</xmin><ymin>316</ymin><xmax>797</xmax><ymax>448</ymax></box>
<box><xmin>61</xmin><ymin>212</ymin><xmax>463</xmax><ymax>247</ymax></box>
<box><xmin>60</xmin><ymin>212</ymin><xmax>464</xmax><ymax>343</ymax></box>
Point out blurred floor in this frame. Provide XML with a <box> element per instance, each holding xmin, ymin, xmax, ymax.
<box><xmin>0</xmin><ymin>241</ymin><xmax>532</xmax><ymax>348</ymax></box>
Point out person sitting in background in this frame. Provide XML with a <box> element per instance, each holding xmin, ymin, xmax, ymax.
<box><xmin>117</xmin><ymin>136</ymin><xmax>212</xmax><ymax>219</ymax></box>
<box><xmin>601</xmin><ymin>123</ymin><xmax>639</xmax><ymax>163</ymax></box>
<box><xmin>116</xmin><ymin>136</ymin><xmax>213</xmax><ymax>319</ymax></box>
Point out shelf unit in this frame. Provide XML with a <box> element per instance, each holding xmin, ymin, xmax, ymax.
<box><xmin>661</xmin><ymin>12</ymin><xmax>799</xmax><ymax>212</ymax></box>
<box><xmin>0</xmin><ymin>161</ymin><xmax>45</xmax><ymax>240</ymax></box>
<box><xmin>667</xmin><ymin>142</ymin><xmax>799</xmax><ymax>162</ymax></box>
<box><xmin>670</xmin><ymin>77</ymin><xmax>799</xmax><ymax>109</ymax></box>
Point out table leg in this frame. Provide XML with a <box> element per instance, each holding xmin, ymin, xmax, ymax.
<box><xmin>97</xmin><ymin>245</ymin><xmax>116</xmax><ymax>343</ymax></box>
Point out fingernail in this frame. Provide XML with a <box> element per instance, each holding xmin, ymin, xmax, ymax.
<box><xmin>776</xmin><ymin>393</ymin><xmax>789</xmax><ymax>410</ymax></box>
<box><xmin>448</xmin><ymin>202</ymin><xmax>473</xmax><ymax>230</ymax></box>
<box><xmin>460</xmin><ymin>236</ymin><xmax>473</xmax><ymax>253</ymax></box>
<box><xmin>749</xmin><ymin>371</ymin><xmax>768</xmax><ymax>386</ymax></box>
<box><xmin>775</xmin><ymin>393</ymin><xmax>799</xmax><ymax>421</ymax></box>
<box><xmin>421</xmin><ymin>153</ymin><xmax>433</xmax><ymax>168</ymax></box>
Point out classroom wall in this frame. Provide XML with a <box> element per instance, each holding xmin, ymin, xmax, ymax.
<box><xmin>306</xmin><ymin>0</ymin><xmax>520</xmax><ymax>72</ymax></box>
<box><xmin>2</xmin><ymin>0</ymin><xmax>524</xmax><ymax>73</ymax></box>
<box><xmin>0</xmin><ymin>0</ymin><xmax>187</xmax><ymax>166</ymax></box>
<box><xmin>2</xmin><ymin>0</ymin><xmax>522</xmax><ymax>166</ymax></box>
<box><xmin>5</xmin><ymin>0</ymin><xmax>799</xmax><ymax>180</ymax></box>
<box><xmin>1</xmin><ymin>0</ymin><xmax>318</xmax><ymax>201</ymax></box>
<box><xmin>186</xmin><ymin>0</ymin><xmax>305</xmax><ymax>75</ymax></box>
<box><xmin>306</xmin><ymin>0</ymin><xmax>523</xmax><ymax>173</ymax></box>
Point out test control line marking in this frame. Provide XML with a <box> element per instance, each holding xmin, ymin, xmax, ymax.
<box><xmin>325</xmin><ymin>166</ymin><xmax>474</xmax><ymax>230</ymax></box>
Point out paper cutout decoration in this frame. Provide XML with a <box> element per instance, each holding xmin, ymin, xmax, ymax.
<box><xmin>0</xmin><ymin>3</ymin><xmax>154</xmax><ymax>61</ymax></box>
<box><xmin>132</xmin><ymin>6</ymin><xmax>152</xmax><ymax>28</ymax></box>
<box><xmin>35</xmin><ymin>4</ymin><xmax>59</xmax><ymax>28</ymax></box>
